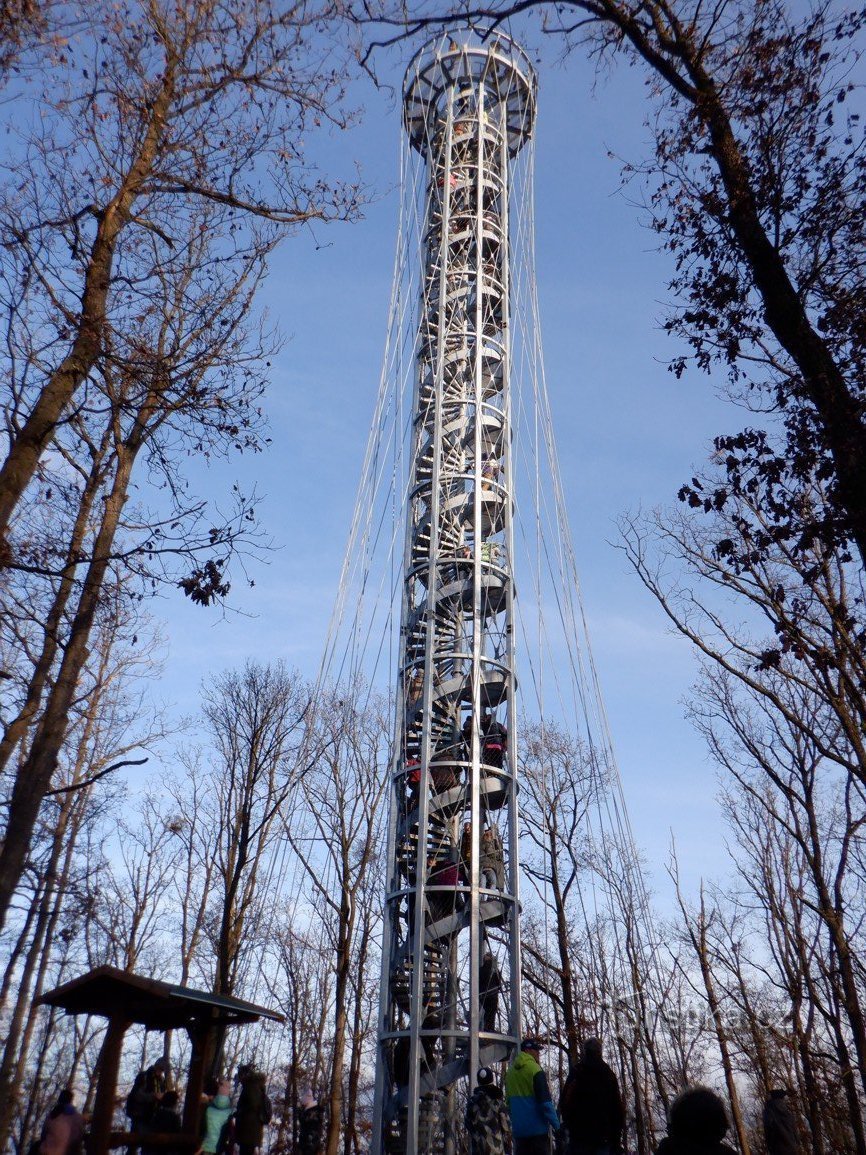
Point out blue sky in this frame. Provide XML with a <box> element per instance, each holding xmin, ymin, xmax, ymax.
<box><xmin>153</xmin><ymin>24</ymin><xmax>741</xmax><ymax>902</ymax></box>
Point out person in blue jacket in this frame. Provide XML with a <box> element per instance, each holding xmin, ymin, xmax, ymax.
<box><xmin>505</xmin><ymin>1038</ymin><xmax>561</xmax><ymax>1155</ymax></box>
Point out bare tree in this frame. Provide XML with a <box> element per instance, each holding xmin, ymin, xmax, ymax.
<box><xmin>287</xmin><ymin>688</ymin><xmax>389</xmax><ymax>1155</ymax></box>
<box><xmin>270</xmin><ymin>924</ymin><xmax>336</xmax><ymax>1155</ymax></box>
<box><xmin>0</xmin><ymin>0</ymin><xmax>365</xmax><ymax>932</ymax></box>
<box><xmin>86</xmin><ymin>799</ymin><xmax>181</xmax><ymax>972</ymax></box>
<box><xmin>0</xmin><ymin>225</ymin><xmax>271</xmax><ymax>930</ymax></box>
<box><xmin>163</xmin><ymin>761</ymin><xmax>219</xmax><ymax>993</ymax></box>
<box><xmin>669</xmin><ymin>868</ymin><xmax>752</xmax><ymax>1155</ymax></box>
<box><xmin>519</xmin><ymin>722</ymin><xmax>597</xmax><ymax>1067</ymax></box>
<box><xmin>614</xmin><ymin>440</ymin><xmax>866</xmax><ymax>1147</ymax></box>
<box><xmin>0</xmin><ymin>601</ymin><xmax>172</xmax><ymax>1149</ymax></box>
<box><xmin>198</xmin><ymin>661</ymin><xmax>314</xmax><ymax>1005</ymax></box>
<box><xmin>0</xmin><ymin>0</ymin><xmax>361</xmax><ymax>541</ymax></box>
<box><xmin>623</xmin><ymin>492</ymin><xmax>866</xmax><ymax>1100</ymax></box>
<box><xmin>518</xmin><ymin>721</ymin><xmax>675</xmax><ymax>1153</ymax></box>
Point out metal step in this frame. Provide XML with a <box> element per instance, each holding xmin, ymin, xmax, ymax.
<box><xmin>421</xmin><ymin>1040</ymin><xmax>511</xmax><ymax>1093</ymax></box>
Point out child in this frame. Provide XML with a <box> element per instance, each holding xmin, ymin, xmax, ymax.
<box><xmin>200</xmin><ymin>1079</ymin><xmax>234</xmax><ymax>1155</ymax></box>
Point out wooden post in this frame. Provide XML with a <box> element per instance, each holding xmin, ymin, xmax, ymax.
<box><xmin>183</xmin><ymin>1018</ymin><xmax>216</xmax><ymax>1138</ymax></box>
<box><xmin>89</xmin><ymin>1014</ymin><xmax>130</xmax><ymax>1155</ymax></box>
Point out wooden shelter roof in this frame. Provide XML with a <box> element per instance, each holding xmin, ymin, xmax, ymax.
<box><xmin>37</xmin><ymin>965</ymin><xmax>283</xmax><ymax>1030</ymax></box>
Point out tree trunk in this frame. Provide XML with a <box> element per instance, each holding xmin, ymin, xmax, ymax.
<box><xmin>324</xmin><ymin>890</ymin><xmax>352</xmax><ymax>1155</ymax></box>
<box><xmin>828</xmin><ymin>1010</ymin><xmax>866</xmax><ymax>1155</ymax></box>
<box><xmin>797</xmin><ymin>1039</ymin><xmax>826</xmax><ymax>1155</ymax></box>
<box><xmin>0</xmin><ymin>442</ymin><xmax>136</xmax><ymax>928</ymax></box>
<box><xmin>0</xmin><ymin>880</ymin><xmax>40</xmax><ymax>1010</ymax></box>
<box><xmin>548</xmin><ymin>827</ymin><xmax>579</xmax><ymax>1067</ymax></box>
<box><xmin>344</xmin><ymin>928</ymin><xmax>371</xmax><ymax>1155</ymax></box>
<box><xmin>0</xmin><ymin>429</ymin><xmax>108</xmax><ymax>779</ymax></box>
<box><xmin>693</xmin><ymin>900</ymin><xmax>750</xmax><ymax>1155</ymax></box>
<box><xmin>0</xmin><ymin>68</ymin><xmax>175</xmax><ymax>542</ymax></box>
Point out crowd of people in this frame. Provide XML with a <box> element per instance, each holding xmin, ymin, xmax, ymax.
<box><xmin>125</xmin><ymin>1058</ymin><xmax>277</xmax><ymax>1155</ymax></box>
<box><xmin>35</xmin><ymin>1035</ymin><xmax>802</xmax><ymax>1155</ymax></box>
<box><xmin>29</xmin><ymin>1058</ymin><xmax>291</xmax><ymax>1155</ymax></box>
<box><xmin>464</xmin><ymin>1037</ymin><xmax>803</xmax><ymax>1155</ymax></box>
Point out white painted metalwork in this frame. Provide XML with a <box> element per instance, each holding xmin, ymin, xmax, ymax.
<box><xmin>372</xmin><ymin>30</ymin><xmax>537</xmax><ymax>1155</ymax></box>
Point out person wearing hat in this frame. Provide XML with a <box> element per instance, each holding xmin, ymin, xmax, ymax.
<box><xmin>138</xmin><ymin>1057</ymin><xmax>168</xmax><ymax>1110</ymax></box>
<box><xmin>466</xmin><ymin>1068</ymin><xmax>512</xmax><ymax>1155</ymax></box>
<box><xmin>762</xmin><ymin>1088</ymin><xmax>801</xmax><ymax>1155</ymax></box>
<box><xmin>559</xmin><ymin>1037</ymin><xmax>624</xmax><ymax>1155</ymax></box>
<box><xmin>505</xmin><ymin>1038</ymin><xmax>560</xmax><ymax>1155</ymax></box>
<box><xmin>126</xmin><ymin>1056</ymin><xmax>168</xmax><ymax>1146</ymax></box>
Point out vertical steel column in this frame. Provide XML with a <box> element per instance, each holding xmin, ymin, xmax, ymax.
<box><xmin>372</xmin><ymin>32</ymin><xmax>536</xmax><ymax>1155</ymax></box>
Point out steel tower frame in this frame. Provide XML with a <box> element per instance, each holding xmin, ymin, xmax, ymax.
<box><xmin>372</xmin><ymin>32</ymin><xmax>537</xmax><ymax>1155</ymax></box>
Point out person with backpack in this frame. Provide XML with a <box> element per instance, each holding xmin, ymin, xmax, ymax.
<box><xmin>466</xmin><ymin>1068</ymin><xmax>512</xmax><ymax>1155</ymax></box>
<box><xmin>234</xmin><ymin>1067</ymin><xmax>272</xmax><ymax>1155</ymax></box>
<box><xmin>199</xmin><ymin>1078</ymin><xmax>234</xmax><ymax>1155</ymax></box>
<box><xmin>559</xmin><ymin>1038</ymin><xmax>624</xmax><ymax>1155</ymax></box>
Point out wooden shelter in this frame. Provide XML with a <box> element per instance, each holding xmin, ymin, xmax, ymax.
<box><xmin>38</xmin><ymin>966</ymin><xmax>283</xmax><ymax>1155</ymax></box>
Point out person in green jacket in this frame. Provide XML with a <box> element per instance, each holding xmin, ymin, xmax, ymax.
<box><xmin>505</xmin><ymin>1038</ymin><xmax>561</xmax><ymax>1155</ymax></box>
<box><xmin>199</xmin><ymin>1079</ymin><xmax>233</xmax><ymax>1155</ymax></box>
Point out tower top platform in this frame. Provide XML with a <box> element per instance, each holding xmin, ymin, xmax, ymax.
<box><xmin>403</xmin><ymin>30</ymin><xmax>536</xmax><ymax>157</ymax></box>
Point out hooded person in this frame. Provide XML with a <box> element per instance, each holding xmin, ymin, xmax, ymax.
<box><xmin>505</xmin><ymin>1038</ymin><xmax>560</xmax><ymax>1155</ymax></box>
<box><xmin>200</xmin><ymin>1078</ymin><xmax>234</xmax><ymax>1155</ymax></box>
<box><xmin>234</xmin><ymin>1067</ymin><xmax>272</xmax><ymax>1155</ymax></box>
<box><xmin>559</xmin><ymin>1037</ymin><xmax>624</xmax><ymax>1155</ymax></box>
<box><xmin>466</xmin><ymin>1068</ymin><xmax>512</xmax><ymax>1155</ymax></box>
<box><xmin>655</xmin><ymin>1087</ymin><xmax>737</xmax><ymax>1155</ymax></box>
<box><xmin>763</xmin><ymin>1089</ymin><xmax>801</xmax><ymax>1155</ymax></box>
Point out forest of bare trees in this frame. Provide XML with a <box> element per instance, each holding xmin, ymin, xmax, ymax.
<box><xmin>3</xmin><ymin>647</ymin><xmax>864</xmax><ymax>1153</ymax></box>
<box><xmin>2</xmin><ymin>2</ymin><xmax>865</xmax><ymax>1155</ymax></box>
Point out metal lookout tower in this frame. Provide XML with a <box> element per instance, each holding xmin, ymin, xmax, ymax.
<box><xmin>373</xmin><ymin>31</ymin><xmax>537</xmax><ymax>1155</ymax></box>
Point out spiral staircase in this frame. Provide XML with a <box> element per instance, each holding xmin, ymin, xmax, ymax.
<box><xmin>373</xmin><ymin>33</ymin><xmax>536</xmax><ymax>1155</ymax></box>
